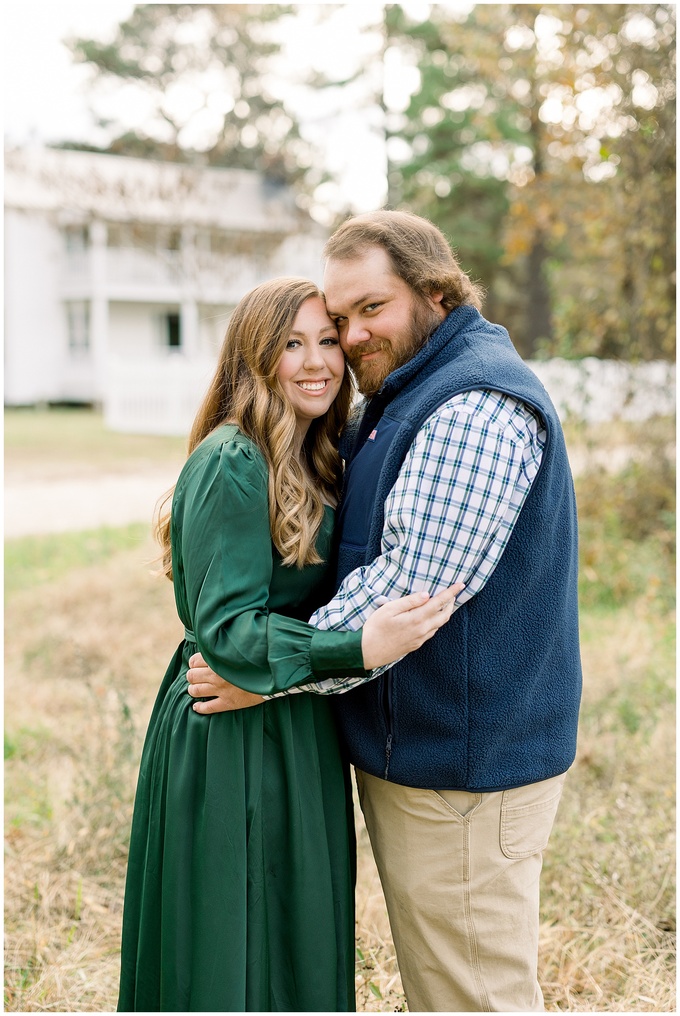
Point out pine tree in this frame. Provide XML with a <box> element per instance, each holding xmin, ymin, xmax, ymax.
<box><xmin>67</xmin><ymin>4</ymin><xmax>308</xmax><ymax>184</ymax></box>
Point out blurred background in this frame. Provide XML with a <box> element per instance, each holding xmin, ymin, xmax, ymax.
<box><xmin>4</xmin><ymin>3</ymin><xmax>676</xmax><ymax>1012</ymax></box>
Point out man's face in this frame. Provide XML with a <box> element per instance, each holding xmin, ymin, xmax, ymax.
<box><xmin>324</xmin><ymin>247</ymin><xmax>446</xmax><ymax>396</ymax></box>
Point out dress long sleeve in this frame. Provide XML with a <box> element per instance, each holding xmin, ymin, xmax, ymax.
<box><xmin>172</xmin><ymin>428</ymin><xmax>367</xmax><ymax>695</ymax></box>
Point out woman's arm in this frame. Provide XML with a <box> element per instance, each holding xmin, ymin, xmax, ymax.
<box><xmin>179</xmin><ymin>435</ymin><xmax>461</xmax><ymax>700</ymax></box>
<box><xmin>179</xmin><ymin>437</ymin><xmax>367</xmax><ymax>696</ymax></box>
<box><xmin>187</xmin><ymin>584</ymin><xmax>463</xmax><ymax>713</ymax></box>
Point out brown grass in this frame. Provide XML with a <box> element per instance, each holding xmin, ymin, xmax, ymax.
<box><xmin>4</xmin><ymin>406</ymin><xmax>186</xmax><ymax>482</ymax></box>
<box><xmin>5</xmin><ymin>530</ymin><xmax>674</xmax><ymax>1012</ymax></box>
<box><xmin>4</xmin><ymin>412</ymin><xmax>675</xmax><ymax>1012</ymax></box>
<box><xmin>5</xmin><ymin>537</ymin><xmax>178</xmax><ymax>1012</ymax></box>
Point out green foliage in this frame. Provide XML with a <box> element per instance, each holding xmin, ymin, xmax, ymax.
<box><xmin>67</xmin><ymin>3</ymin><xmax>307</xmax><ymax>182</ymax></box>
<box><xmin>386</xmin><ymin>5</ymin><xmax>522</xmax><ymax>331</ymax></box>
<box><xmin>66</xmin><ymin>687</ymin><xmax>139</xmax><ymax>874</ymax></box>
<box><xmin>63</xmin><ymin>4</ymin><xmax>676</xmax><ymax>361</ymax></box>
<box><xmin>5</xmin><ymin>525</ymin><xmax>149</xmax><ymax>596</ymax></box>
<box><xmin>386</xmin><ymin>3</ymin><xmax>676</xmax><ymax>360</ymax></box>
<box><xmin>537</xmin><ymin>5</ymin><xmax>676</xmax><ymax>360</ymax></box>
<box><xmin>5</xmin><ymin>727</ymin><xmax>56</xmax><ymax>830</ymax></box>
<box><xmin>575</xmin><ymin>420</ymin><xmax>675</xmax><ymax>611</ymax></box>
<box><xmin>4</xmin><ymin>406</ymin><xmax>186</xmax><ymax>475</ymax></box>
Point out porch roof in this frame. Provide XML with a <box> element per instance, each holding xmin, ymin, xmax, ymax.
<box><xmin>5</xmin><ymin>146</ymin><xmax>319</xmax><ymax>236</ymax></box>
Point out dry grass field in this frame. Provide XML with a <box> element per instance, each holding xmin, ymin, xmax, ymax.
<box><xmin>4</xmin><ymin>409</ymin><xmax>675</xmax><ymax>1012</ymax></box>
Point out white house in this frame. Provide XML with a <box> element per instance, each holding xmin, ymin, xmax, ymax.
<box><xmin>5</xmin><ymin>147</ymin><xmax>674</xmax><ymax>435</ymax></box>
<box><xmin>5</xmin><ymin>146</ymin><xmax>327</xmax><ymax>434</ymax></box>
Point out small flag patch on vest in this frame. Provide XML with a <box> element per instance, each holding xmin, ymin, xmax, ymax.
<box><xmin>368</xmin><ymin>429</ymin><xmax>378</xmax><ymax>441</ymax></box>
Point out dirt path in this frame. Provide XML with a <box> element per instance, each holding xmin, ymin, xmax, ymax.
<box><xmin>4</xmin><ymin>470</ymin><xmax>176</xmax><ymax>538</ymax></box>
<box><xmin>3</xmin><ymin>444</ymin><xmax>663</xmax><ymax>539</ymax></box>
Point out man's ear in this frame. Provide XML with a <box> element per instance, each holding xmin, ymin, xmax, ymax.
<box><xmin>428</xmin><ymin>290</ymin><xmax>447</xmax><ymax>316</ymax></box>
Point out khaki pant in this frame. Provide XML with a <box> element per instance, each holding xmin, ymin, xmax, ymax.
<box><xmin>356</xmin><ymin>769</ymin><xmax>566</xmax><ymax>1013</ymax></box>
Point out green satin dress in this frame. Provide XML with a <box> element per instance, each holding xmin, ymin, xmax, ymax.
<box><xmin>118</xmin><ymin>426</ymin><xmax>367</xmax><ymax>1013</ymax></box>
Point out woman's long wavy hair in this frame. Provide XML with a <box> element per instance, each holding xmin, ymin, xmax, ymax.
<box><xmin>155</xmin><ymin>277</ymin><xmax>354</xmax><ymax>579</ymax></box>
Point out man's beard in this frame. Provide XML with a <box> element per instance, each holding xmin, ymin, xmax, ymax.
<box><xmin>347</xmin><ymin>299</ymin><xmax>443</xmax><ymax>397</ymax></box>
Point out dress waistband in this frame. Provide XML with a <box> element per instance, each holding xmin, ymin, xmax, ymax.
<box><xmin>184</xmin><ymin>627</ymin><xmax>197</xmax><ymax>644</ymax></box>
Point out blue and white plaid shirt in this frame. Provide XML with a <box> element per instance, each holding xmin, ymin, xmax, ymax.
<box><xmin>270</xmin><ymin>389</ymin><xmax>545</xmax><ymax>697</ymax></box>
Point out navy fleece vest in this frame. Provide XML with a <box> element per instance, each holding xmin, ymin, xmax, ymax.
<box><xmin>332</xmin><ymin>306</ymin><xmax>582</xmax><ymax>791</ymax></box>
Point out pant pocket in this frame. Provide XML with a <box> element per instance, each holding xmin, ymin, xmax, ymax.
<box><xmin>500</xmin><ymin>772</ymin><xmax>566</xmax><ymax>859</ymax></box>
<box><xmin>431</xmin><ymin>788</ymin><xmax>481</xmax><ymax>819</ymax></box>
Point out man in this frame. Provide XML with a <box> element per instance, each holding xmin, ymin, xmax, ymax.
<box><xmin>189</xmin><ymin>210</ymin><xmax>582</xmax><ymax>1011</ymax></box>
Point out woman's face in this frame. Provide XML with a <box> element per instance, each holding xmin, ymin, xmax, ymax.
<box><xmin>276</xmin><ymin>296</ymin><xmax>345</xmax><ymax>433</ymax></box>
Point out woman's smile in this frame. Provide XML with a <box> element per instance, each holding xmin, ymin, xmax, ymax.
<box><xmin>277</xmin><ymin>296</ymin><xmax>345</xmax><ymax>433</ymax></box>
<box><xmin>296</xmin><ymin>378</ymin><xmax>331</xmax><ymax>392</ymax></box>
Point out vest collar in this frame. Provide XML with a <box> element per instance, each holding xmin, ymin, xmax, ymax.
<box><xmin>376</xmin><ymin>305</ymin><xmax>481</xmax><ymax>401</ymax></box>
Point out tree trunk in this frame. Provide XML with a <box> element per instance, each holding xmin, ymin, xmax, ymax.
<box><xmin>523</xmin><ymin>233</ymin><xmax>553</xmax><ymax>357</ymax></box>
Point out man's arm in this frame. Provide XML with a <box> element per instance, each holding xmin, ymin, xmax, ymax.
<box><xmin>293</xmin><ymin>388</ymin><xmax>545</xmax><ymax>694</ymax></box>
<box><xmin>188</xmin><ymin>390</ymin><xmax>544</xmax><ymax>704</ymax></box>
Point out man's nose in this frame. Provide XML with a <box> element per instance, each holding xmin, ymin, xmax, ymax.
<box><xmin>344</xmin><ymin>320</ymin><xmax>371</xmax><ymax>346</ymax></box>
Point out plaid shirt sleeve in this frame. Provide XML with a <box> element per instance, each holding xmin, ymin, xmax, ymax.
<box><xmin>264</xmin><ymin>390</ymin><xmax>545</xmax><ymax>698</ymax></box>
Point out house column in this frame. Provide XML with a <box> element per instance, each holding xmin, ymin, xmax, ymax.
<box><xmin>89</xmin><ymin>219</ymin><xmax>109</xmax><ymax>405</ymax></box>
<box><xmin>180</xmin><ymin>226</ymin><xmax>200</xmax><ymax>359</ymax></box>
<box><xmin>180</xmin><ymin>299</ymin><xmax>200</xmax><ymax>359</ymax></box>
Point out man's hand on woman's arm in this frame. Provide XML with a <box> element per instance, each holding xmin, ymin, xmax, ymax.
<box><xmin>187</xmin><ymin>660</ymin><xmax>265</xmax><ymax>713</ymax></box>
<box><xmin>187</xmin><ymin>583</ymin><xmax>463</xmax><ymax>713</ymax></box>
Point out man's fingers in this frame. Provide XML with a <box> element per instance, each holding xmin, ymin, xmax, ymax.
<box><xmin>191</xmin><ymin>698</ymin><xmax>221</xmax><ymax>714</ymax></box>
<box><xmin>187</xmin><ymin>682</ymin><xmax>218</xmax><ymax>698</ymax></box>
<box><xmin>188</xmin><ymin>652</ymin><xmax>209</xmax><ymax>669</ymax></box>
<box><xmin>187</xmin><ymin>667</ymin><xmax>220</xmax><ymax>686</ymax></box>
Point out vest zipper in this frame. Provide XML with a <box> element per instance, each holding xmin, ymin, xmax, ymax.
<box><xmin>382</xmin><ymin>674</ymin><xmax>394</xmax><ymax>779</ymax></box>
<box><xmin>384</xmin><ymin>733</ymin><xmax>393</xmax><ymax>780</ymax></box>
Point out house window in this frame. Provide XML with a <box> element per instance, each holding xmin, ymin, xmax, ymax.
<box><xmin>107</xmin><ymin>224</ymin><xmax>130</xmax><ymax>248</ymax></box>
<box><xmin>164</xmin><ymin>312</ymin><xmax>182</xmax><ymax>350</ymax></box>
<box><xmin>63</xmin><ymin>225</ymin><xmax>89</xmax><ymax>252</ymax></box>
<box><xmin>158</xmin><ymin>228</ymin><xmax>182</xmax><ymax>252</ymax></box>
<box><xmin>66</xmin><ymin>301</ymin><xmax>90</xmax><ymax>353</ymax></box>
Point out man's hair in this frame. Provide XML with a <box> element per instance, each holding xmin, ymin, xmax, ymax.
<box><xmin>324</xmin><ymin>210</ymin><xmax>484</xmax><ymax>312</ymax></box>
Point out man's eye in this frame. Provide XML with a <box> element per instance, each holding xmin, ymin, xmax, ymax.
<box><xmin>364</xmin><ymin>303</ymin><xmax>380</xmax><ymax>313</ymax></box>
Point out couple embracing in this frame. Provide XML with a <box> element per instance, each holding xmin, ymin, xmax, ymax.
<box><xmin>118</xmin><ymin>211</ymin><xmax>581</xmax><ymax>1013</ymax></box>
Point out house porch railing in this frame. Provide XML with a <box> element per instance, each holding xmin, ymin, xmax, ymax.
<box><xmin>105</xmin><ymin>355</ymin><xmax>216</xmax><ymax>435</ymax></box>
<box><xmin>61</xmin><ymin>248</ymin><xmax>272</xmax><ymax>301</ymax></box>
<box><xmin>104</xmin><ymin>356</ymin><xmax>676</xmax><ymax>437</ymax></box>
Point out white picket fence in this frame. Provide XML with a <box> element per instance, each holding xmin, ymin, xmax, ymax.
<box><xmin>104</xmin><ymin>356</ymin><xmax>675</xmax><ymax>436</ymax></box>
<box><xmin>104</xmin><ymin>356</ymin><xmax>217</xmax><ymax>435</ymax></box>
<box><xmin>528</xmin><ymin>358</ymin><xmax>675</xmax><ymax>424</ymax></box>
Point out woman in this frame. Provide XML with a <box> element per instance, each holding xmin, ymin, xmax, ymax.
<box><xmin>118</xmin><ymin>277</ymin><xmax>459</xmax><ymax>1013</ymax></box>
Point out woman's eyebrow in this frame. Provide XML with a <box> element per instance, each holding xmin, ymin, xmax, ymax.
<box><xmin>289</xmin><ymin>325</ymin><xmax>338</xmax><ymax>337</ymax></box>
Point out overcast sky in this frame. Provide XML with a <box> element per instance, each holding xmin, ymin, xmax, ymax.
<box><xmin>3</xmin><ymin>2</ymin><xmax>136</xmax><ymax>144</ymax></box>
